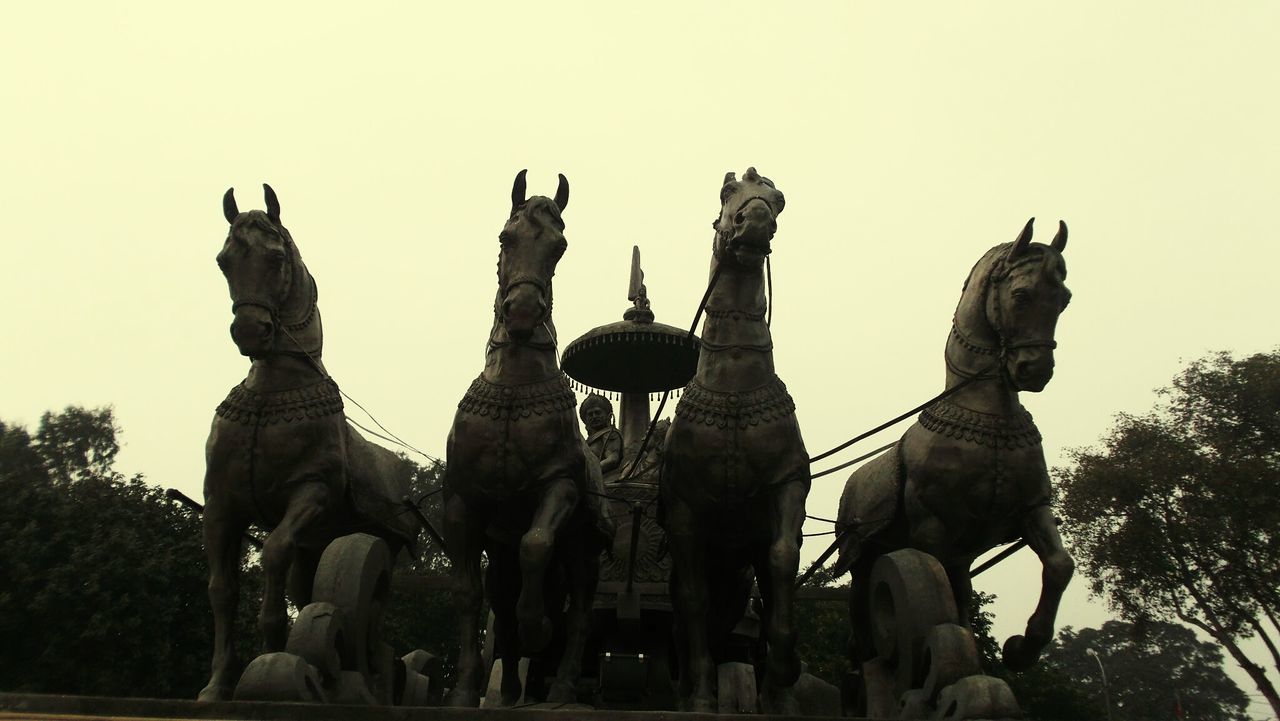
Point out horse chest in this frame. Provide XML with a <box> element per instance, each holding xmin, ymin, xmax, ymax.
<box><xmin>903</xmin><ymin>425</ymin><xmax>1050</xmax><ymax>542</ymax></box>
<box><xmin>449</xmin><ymin>374</ymin><xmax>582</xmax><ymax>502</ymax></box>
<box><xmin>665</xmin><ymin>376</ymin><xmax>808</xmax><ymax>506</ymax></box>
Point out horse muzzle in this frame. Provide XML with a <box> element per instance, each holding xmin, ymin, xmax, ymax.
<box><xmin>501</xmin><ymin>283</ymin><xmax>548</xmax><ymax>342</ymax></box>
<box><xmin>230</xmin><ymin>307</ymin><xmax>275</xmax><ymax>357</ymax></box>
<box><xmin>729</xmin><ymin>199</ymin><xmax>777</xmax><ymax>254</ymax></box>
<box><xmin>1008</xmin><ymin>348</ymin><xmax>1055</xmax><ymax>392</ymax></box>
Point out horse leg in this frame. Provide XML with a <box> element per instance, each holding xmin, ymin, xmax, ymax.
<box><xmin>516</xmin><ymin>476</ymin><xmax>578</xmax><ymax>654</ymax></box>
<box><xmin>444</xmin><ymin>492</ymin><xmax>486</xmax><ymax>707</ymax></box>
<box><xmin>287</xmin><ymin>546</ymin><xmax>321</xmax><ymax>611</ymax></box>
<box><xmin>486</xmin><ymin>542</ymin><xmax>524</xmax><ymax>706</ymax></box>
<box><xmin>666</xmin><ymin>494</ymin><xmax>715</xmax><ymax>712</ymax></box>
<box><xmin>548</xmin><ymin>536</ymin><xmax>599</xmax><ymax>704</ymax></box>
<box><xmin>758</xmin><ymin>480</ymin><xmax>806</xmax><ymax>713</ymax></box>
<box><xmin>1002</xmin><ymin>504</ymin><xmax>1074</xmax><ymax>671</ymax></box>
<box><xmin>198</xmin><ymin>494</ymin><xmax>249</xmax><ymax>701</ymax></box>
<box><xmin>259</xmin><ymin>481</ymin><xmax>329</xmax><ymax>652</ymax></box>
<box><xmin>946</xmin><ymin>560</ymin><xmax>974</xmax><ymax>629</ymax></box>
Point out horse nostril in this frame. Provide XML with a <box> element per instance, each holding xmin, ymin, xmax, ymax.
<box><xmin>734</xmin><ymin>212</ymin><xmax>746</xmax><ymax>225</ymax></box>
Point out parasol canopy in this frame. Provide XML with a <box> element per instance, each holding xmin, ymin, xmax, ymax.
<box><xmin>562</xmin><ymin>320</ymin><xmax>699</xmax><ymax>394</ymax></box>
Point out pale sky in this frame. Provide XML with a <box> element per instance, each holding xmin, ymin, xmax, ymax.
<box><xmin>3</xmin><ymin>2</ymin><xmax>1277</xmax><ymax>715</ymax></box>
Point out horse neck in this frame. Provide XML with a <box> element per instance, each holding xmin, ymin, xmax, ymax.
<box><xmin>482</xmin><ymin>314</ymin><xmax>561</xmax><ymax>386</ymax></box>
<box><xmin>694</xmin><ymin>257</ymin><xmax>775</xmax><ymax>390</ymax></box>
<box><xmin>244</xmin><ymin>352</ymin><xmax>328</xmax><ymax>392</ymax></box>
<box><xmin>944</xmin><ymin>261</ymin><xmax>1019</xmax><ymax>415</ymax></box>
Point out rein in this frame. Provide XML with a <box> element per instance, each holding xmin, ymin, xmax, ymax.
<box><xmin>619</xmin><ymin>263</ymin><xmax>725</xmax><ymax>479</ymax></box>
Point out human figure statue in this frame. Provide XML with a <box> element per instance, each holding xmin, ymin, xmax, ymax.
<box><xmin>580</xmin><ymin>393</ymin><xmax>623</xmax><ymax>479</ymax></box>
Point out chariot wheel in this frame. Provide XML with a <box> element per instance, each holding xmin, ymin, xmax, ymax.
<box><xmin>285</xmin><ymin>602</ymin><xmax>350</xmax><ymax>684</ymax></box>
<box><xmin>233</xmin><ymin>652</ymin><xmax>326</xmax><ymax>703</ymax></box>
<box><xmin>867</xmin><ymin>549</ymin><xmax>958</xmax><ymax>692</ymax></box>
<box><xmin>311</xmin><ymin>533</ymin><xmax>392</xmax><ymax>678</ymax></box>
<box><xmin>920</xmin><ymin>623</ymin><xmax>982</xmax><ymax>703</ymax></box>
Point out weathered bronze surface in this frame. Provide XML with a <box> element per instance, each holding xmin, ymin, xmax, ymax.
<box><xmin>834</xmin><ymin>219</ymin><xmax>1074</xmax><ymax>715</ymax></box>
<box><xmin>199</xmin><ymin>186</ymin><xmax>420</xmax><ymax>702</ymax></box>
<box><xmin>660</xmin><ymin>168</ymin><xmax>811</xmax><ymax>714</ymax></box>
<box><xmin>442</xmin><ymin>172</ymin><xmax>612</xmax><ymax>707</ymax></box>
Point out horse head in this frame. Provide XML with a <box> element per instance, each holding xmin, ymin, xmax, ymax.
<box><xmin>496</xmin><ymin>170</ymin><xmax>569</xmax><ymax>343</ymax></box>
<box><xmin>217</xmin><ymin>185</ymin><xmax>317</xmax><ymax>358</ymax></box>
<box><xmin>957</xmin><ymin>218</ymin><xmax>1071</xmax><ymax>392</ymax></box>
<box><xmin>712</xmin><ymin>166</ymin><xmax>786</xmax><ymax>268</ymax></box>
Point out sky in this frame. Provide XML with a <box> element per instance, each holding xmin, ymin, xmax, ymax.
<box><xmin>3</xmin><ymin>2</ymin><xmax>1278</xmax><ymax>715</ymax></box>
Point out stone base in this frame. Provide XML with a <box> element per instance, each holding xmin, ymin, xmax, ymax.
<box><xmin>0</xmin><ymin>692</ymin><xmax>878</xmax><ymax>721</ymax></box>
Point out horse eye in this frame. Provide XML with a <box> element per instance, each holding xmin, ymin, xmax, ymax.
<box><xmin>1012</xmin><ymin>289</ymin><xmax>1032</xmax><ymax>305</ymax></box>
<box><xmin>720</xmin><ymin>184</ymin><xmax>737</xmax><ymax>204</ymax></box>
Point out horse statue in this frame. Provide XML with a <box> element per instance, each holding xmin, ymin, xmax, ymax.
<box><xmin>199</xmin><ymin>185</ymin><xmax>419</xmax><ymax>701</ymax></box>
<box><xmin>661</xmin><ymin>167</ymin><xmax>810</xmax><ymax>713</ymax></box>
<box><xmin>443</xmin><ymin>171</ymin><xmax>612</xmax><ymax>707</ymax></box>
<box><xmin>833</xmin><ymin>218</ymin><xmax>1073</xmax><ymax>708</ymax></box>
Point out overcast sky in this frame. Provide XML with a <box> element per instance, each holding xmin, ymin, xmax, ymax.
<box><xmin>3</xmin><ymin>2</ymin><xmax>1277</xmax><ymax>714</ymax></box>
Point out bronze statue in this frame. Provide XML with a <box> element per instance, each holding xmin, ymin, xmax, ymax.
<box><xmin>660</xmin><ymin>168</ymin><xmax>810</xmax><ymax>713</ymax></box>
<box><xmin>199</xmin><ymin>185</ymin><xmax>419</xmax><ymax>702</ymax></box>
<box><xmin>580</xmin><ymin>394</ymin><xmax>623</xmax><ymax>478</ymax></box>
<box><xmin>834</xmin><ymin>219</ymin><xmax>1073</xmax><ymax>711</ymax></box>
<box><xmin>442</xmin><ymin>171</ymin><xmax>611</xmax><ymax>707</ymax></box>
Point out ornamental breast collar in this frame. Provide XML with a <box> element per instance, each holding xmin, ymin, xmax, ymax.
<box><xmin>919</xmin><ymin>398</ymin><xmax>1042</xmax><ymax>449</ymax></box>
<box><xmin>457</xmin><ymin>373</ymin><xmax>576</xmax><ymax>421</ymax></box>
<box><xmin>675</xmin><ymin>375</ymin><xmax>796</xmax><ymax>430</ymax></box>
<box><xmin>215</xmin><ymin>377</ymin><xmax>343</xmax><ymax>426</ymax></box>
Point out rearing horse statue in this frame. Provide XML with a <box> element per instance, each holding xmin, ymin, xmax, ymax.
<box><xmin>834</xmin><ymin>219</ymin><xmax>1074</xmax><ymax>685</ymax></box>
<box><xmin>661</xmin><ymin>167</ymin><xmax>810</xmax><ymax>713</ymax></box>
<box><xmin>443</xmin><ymin>171</ymin><xmax>611</xmax><ymax>707</ymax></box>
<box><xmin>200</xmin><ymin>185</ymin><xmax>419</xmax><ymax>701</ymax></box>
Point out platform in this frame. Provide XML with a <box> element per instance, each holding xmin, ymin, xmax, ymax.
<box><xmin>0</xmin><ymin>694</ymin><xmax>876</xmax><ymax>721</ymax></box>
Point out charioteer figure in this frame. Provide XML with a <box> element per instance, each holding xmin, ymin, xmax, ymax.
<box><xmin>580</xmin><ymin>393</ymin><xmax>623</xmax><ymax>480</ymax></box>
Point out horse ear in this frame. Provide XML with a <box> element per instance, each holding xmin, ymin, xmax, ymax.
<box><xmin>223</xmin><ymin>188</ymin><xmax>238</xmax><ymax>224</ymax></box>
<box><xmin>511</xmin><ymin>169</ymin><xmax>528</xmax><ymax>210</ymax></box>
<box><xmin>1051</xmin><ymin>220</ymin><xmax>1068</xmax><ymax>252</ymax></box>
<box><xmin>263</xmin><ymin>184</ymin><xmax>281</xmax><ymax>225</ymax></box>
<box><xmin>554</xmin><ymin>173</ymin><xmax>569</xmax><ymax>212</ymax></box>
<box><xmin>723</xmin><ymin>171</ymin><xmax>736</xmax><ymax>186</ymax></box>
<box><xmin>1009</xmin><ymin>217</ymin><xmax>1035</xmax><ymax>258</ymax></box>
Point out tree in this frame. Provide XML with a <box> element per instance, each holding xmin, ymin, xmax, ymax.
<box><xmin>0</xmin><ymin>407</ymin><xmax>220</xmax><ymax>697</ymax></box>
<box><xmin>1056</xmin><ymin>349</ymin><xmax>1280</xmax><ymax>718</ymax></box>
<box><xmin>1049</xmin><ymin>620</ymin><xmax>1248</xmax><ymax>721</ymax></box>
<box><xmin>793</xmin><ymin>561</ymin><xmax>851</xmax><ymax>687</ymax></box>
<box><xmin>380</xmin><ymin>457</ymin><xmax>463</xmax><ymax>685</ymax></box>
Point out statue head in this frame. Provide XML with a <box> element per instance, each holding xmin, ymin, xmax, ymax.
<box><xmin>957</xmin><ymin>219</ymin><xmax>1071</xmax><ymax>393</ymax></box>
<box><xmin>496</xmin><ymin>170</ymin><xmax>570</xmax><ymax>342</ymax></box>
<box><xmin>217</xmin><ymin>185</ymin><xmax>313</xmax><ymax>358</ymax></box>
<box><xmin>712</xmin><ymin>167</ymin><xmax>786</xmax><ymax>269</ymax></box>
<box><xmin>579</xmin><ymin>393</ymin><xmax>614</xmax><ymax>433</ymax></box>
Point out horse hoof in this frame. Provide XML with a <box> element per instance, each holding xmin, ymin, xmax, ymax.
<box><xmin>519</xmin><ymin>615</ymin><xmax>553</xmax><ymax>654</ymax></box>
<box><xmin>759</xmin><ymin>684</ymin><xmax>801</xmax><ymax>716</ymax></box>
<box><xmin>197</xmin><ymin>682</ymin><xmax>233</xmax><ymax>702</ymax></box>
<box><xmin>689</xmin><ymin>694</ymin><xmax>717</xmax><ymax>713</ymax></box>
<box><xmin>445</xmin><ymin>688</ymin><xmax>481</xmax><ymax>707</ymax></box>
<box><xmin>547</xmin><ymin>680</ymin><xmax>578</xmax><ymax>704</ymax></box>
<box><xmin>1001</xmin><ymin>634</ymin><xmax>1041</xmax><ymax>671</ymax></box>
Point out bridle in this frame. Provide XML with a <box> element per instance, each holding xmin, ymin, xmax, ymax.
<box><xmin>717</xmin><ymin>193</ymin><xmax>780</xmax><ymax>257</ymax></box>
<box><xmin>948</xmin><ymin>249</ymin><xmax>1058</xmax><ymax>381</ymax></box>
<box><xmin>227</xmin><ymin>231</ymin><xmax>318</xmax><ymax>355</ymax></box>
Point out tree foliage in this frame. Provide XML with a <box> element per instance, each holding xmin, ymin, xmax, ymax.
<box><xmin>1051</xmin><ymin>620</ymin><xmax>1248</xmax><ymax>721</ymax></box>
<box><xmin>0</xmin><ymin>408</ymin><xmax>221</xmax><ymax>697</ymax></box>
<box><xmin>0</xmin><ymin>407</ymin><xmax>449</xmax><ymax>698</ymax></box>
<box><xmin>1055</xmin><ymin>349</ymin><xmax>1280</xmax><ymax>717</ymax></box>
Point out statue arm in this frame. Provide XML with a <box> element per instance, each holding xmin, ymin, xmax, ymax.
<box><xmin>599</xmin><ymin>431</ymin><xmax>623</xmax><ymax>473</ymax></box>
